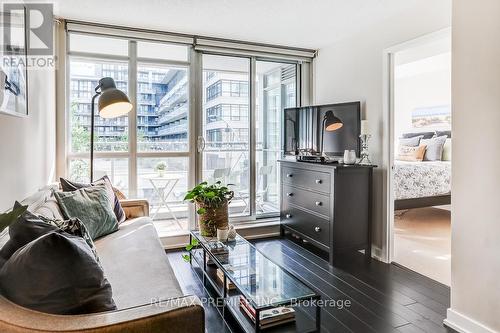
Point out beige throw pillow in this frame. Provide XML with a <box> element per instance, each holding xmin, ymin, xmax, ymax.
<box><xmin>396</xmin><ymin>145</ymin><xmax>427</xmax><ymax>162</ymax></box>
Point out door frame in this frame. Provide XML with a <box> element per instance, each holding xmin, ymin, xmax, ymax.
<box><xmin>382</xmin><ymin>27</ymin><xmax>451</xmax><ymax>263</ymax></box>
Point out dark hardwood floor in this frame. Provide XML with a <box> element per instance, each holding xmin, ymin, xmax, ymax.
<box><xmin>166</xmin><ymin>236</ymin><xmax>452</xmax><ymax>333</ymax></box>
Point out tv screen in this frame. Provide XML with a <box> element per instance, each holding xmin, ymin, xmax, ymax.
<box><xmin>283</xmin><ymin>102</ymin><xmax>361</xmax><ymax>157</ymax></box>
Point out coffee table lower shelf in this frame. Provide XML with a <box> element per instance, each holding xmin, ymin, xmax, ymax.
<box><xmin>190</xmin><ymin>246</ymin><xmax>320</xmax><ymax>332</ymax></box>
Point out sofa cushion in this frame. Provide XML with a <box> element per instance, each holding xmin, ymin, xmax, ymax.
<box><xmin>0</xmin><ymin>231</ymin><xmax>116</xmax><ymax>315</ymax></box>
<box><xmin>94</xmin><ymin>217</ymin><xmax>183</xmax><ymax>309</ymax></box>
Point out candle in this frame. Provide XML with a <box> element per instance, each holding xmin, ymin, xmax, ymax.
<box><xmin>361</xmin><ymin>120</ymin><xmax>369</xmax><ymax>135</ymax></box>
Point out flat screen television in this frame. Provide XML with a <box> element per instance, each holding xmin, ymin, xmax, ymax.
<box><xmin>283</xmin><ymin>102</ymin><xmax>361</xmax><ymax>157</ymax></box>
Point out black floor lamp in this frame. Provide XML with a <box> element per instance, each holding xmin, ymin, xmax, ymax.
<box><xmin>90</xmin><ymin>77</ymin><xmax>132</xmax><ymax>181</ymax></box>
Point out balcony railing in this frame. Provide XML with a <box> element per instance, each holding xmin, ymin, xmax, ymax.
<box><xmin>157</xmin><ymin>124</ymin><xmax>188</xmax><ymax>136</ymax></box>
<box><xmin>157</xmin><ymin>105</ymin><xmax>188</xmax><ymax>125</ymax></box>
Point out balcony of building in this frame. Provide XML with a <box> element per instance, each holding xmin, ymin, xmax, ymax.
<box><xmin>157</xmin><ymin>104</ymin><xmax>188</xmax><ymax>125</ymax></box>
<box><xmin>156</xmin><ymin>123</ymin><xmax>188</xmax><ymax>136</ymax></box>
<box><xmin>158</xmin><ymin>76</ymin><xmax>188</xmax><ymax>109</ymax></box>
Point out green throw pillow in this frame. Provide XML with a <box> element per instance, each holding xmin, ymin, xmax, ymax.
<box><xmin>54</xmin><ymin>186</ymin><xmax>118</xmax><ymax>240</ymax></box>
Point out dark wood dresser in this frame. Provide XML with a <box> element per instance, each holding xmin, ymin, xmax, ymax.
<box><xmin>279</xmin><ymin>160</ymin><xmax>374</xmax><ymax>264</ymax></box>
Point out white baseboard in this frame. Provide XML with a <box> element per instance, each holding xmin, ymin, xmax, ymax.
<box><xmin>371</xmin><ymin>245</ymin><xmax>386</xmax><ymax>262</ymax></box>
<box><xmin>444</xmin><ymin>308</ymin><xmax>498</xmax><ymax>333</ymax></box>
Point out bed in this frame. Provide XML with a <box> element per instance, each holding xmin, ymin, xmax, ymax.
<box><xmin>393</xmin><ymin>160</ymin><xmax>451</xmax><ymax>210</ymax></box>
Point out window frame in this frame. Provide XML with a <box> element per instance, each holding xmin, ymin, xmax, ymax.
<box><xmin>63</xmin><ymin>30</ymin><xmax>304</xmax><ymax>232</ymax></box>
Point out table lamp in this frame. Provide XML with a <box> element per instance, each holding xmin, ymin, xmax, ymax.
<box><xmin>90</xmin><ymin>77</ymin><xmax>132</xmax><ymax>181</ymax></box>
<box><xmin>320</xmin><ymin>110</ymin><xmax>343</xmax><ymax>156</ymax></box>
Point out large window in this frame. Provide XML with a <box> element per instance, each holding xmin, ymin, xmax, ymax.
<box><xmin>67</xmin><ymin>34</ymin><xmax>191</xmax><ymax>234</ymax></box>
<box><xmin>65</xmin><ymin>31</ymin><xmax>301</xmax><ymax>234</ymax></box>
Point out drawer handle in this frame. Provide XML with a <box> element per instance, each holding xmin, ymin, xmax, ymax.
<box><xmin>314</xmin><ymin>226</ymin><xmax>321</xmax><ymax>232</ymax></box>
<box><xmin>315</xmin><ymin>179</ymin><xmax>322</xmax><ymax>184</ymax></box>
<box><xmin>286</xmin><ymin>192</ymin><xmax>293</xmax><ymax>197</ymax></box>
<box><xmin>285</xmin><ymin>214</ymin><xmax>292</xmax><ymax>219</ymax></box>
<box><xmin>286</xmin><ymin>173</ymin><xmax>293</xmax><ymax>178</ymax></box>
<box><xmin>315</xmin><ymin>201</ymin><xmax>322</xmax><ymax>206</ymax></box>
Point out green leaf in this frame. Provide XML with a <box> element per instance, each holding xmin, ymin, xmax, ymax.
<box><xmin>0</xmin><ymin>204</ymin><xmax>28</xmax><ymax>233</ymax></box>
<box><xmin>185</xmin><ymin>244</ymin><xmax>193</xmax><ymax>251</ymax></box>
<box><xmin>184</xmin><ymin>192</ymin><xmax>195</xmax><ymax>201</ymax></box>
<box><xmin>182</xmin><ymin>254</ymin><xmax>191</xmax><ymax>262</ymax></box>
<box><xmin>192</xmin><ymin>238</ymin><xmax>199</xmax><ymax>246</ymax></box>
<box><xmin>204</xmin><ymin>191</ymin><xmax>215</xmax><ymax>198</ymax></box>
<box><xmin>197</xmin><ymin>208</ymin><xmax>206</xmax><ymax>215</ymax></box>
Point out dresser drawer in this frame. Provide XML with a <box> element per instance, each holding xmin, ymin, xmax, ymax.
<box><xmin>282</xmin><ymin>185</ymin><xmax>330</xmax><ymax>217</ymax></box>
<box><xmin>281</xmin><ymin>206</ymin><xmax>330</xmax><ymax>247</ymax></box>
<box><xmin>281</xmin><ymin>166</ymin><xmax>331</xmax><ymax>193</ymax></box>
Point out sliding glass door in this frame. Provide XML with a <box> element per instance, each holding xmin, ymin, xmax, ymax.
<box><xmin>255</xmin><ymin>61</ymin><xmax>297</xmax><ymax>216</ymax></box>
<box><xmin>199</xmin><ymin>55</ymin><xmax>297</xmax><ymax>219</ymax></box>
<box><xmin>201</xmin><ymin>54</ymin><xmax>251</xmax><ymax>217</ymax></box>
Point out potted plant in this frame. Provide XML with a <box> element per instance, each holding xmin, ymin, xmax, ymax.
<box><xmin>155</xmin><ymin>161</ymin><xmax>167</xmax><ymax>177</ymax></box>
<box><xmin>184</xmin><ymin>181</ymin><xmax>234</xmax><ymax>237</ymax></box>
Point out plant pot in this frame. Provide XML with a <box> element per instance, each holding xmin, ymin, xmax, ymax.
<box><xmin>197</xmin><ymin>201</ymin><xmax>229</xmax><ymax>237</ymax></box>
<box><xmin>157</xmin><ymin>170</ymin><xmax>165</xmax><ymax>177</ymax></box>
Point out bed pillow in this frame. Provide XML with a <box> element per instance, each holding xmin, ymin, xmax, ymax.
<box><xmin>442</xmin><ymin>138</ymin><xmax>452</xmax><ymax>161</ymax></box>
<box><xmin>60</xmin><ymin>176</ymin><xmax>126</xmax><ymax>224</ymax></box>
<box><xmin>435</xmin><ymin>130</ymin><xmax>451</xmax><ymax>138</ymax></box>
<box><xmin>398</xmin><ymin>135</ymin><xmax>424</xmax><ymax>147</ymax></box>
<box><xmin>54</xmin><ymin>186</ymin><xmax>118</xmax><ymax>240</ymax></box>
<box><xmin>421</xmin><ymin>135</ymin><xmax>447</xmax><ymax>161</ymax></box>
<box><xmin>0</xmin><ymin>231</ymin><xmax>116</xmax><ymax>315</ymax></box>
<box><xmin>396</xmin><ymin>145</ymin><xmax>427</xmax><ymax>162</ymax></box>
<box><xmin>402</xmin><ymin>132</ymin><xmax>435</xmax><ymax>139</ymax></box>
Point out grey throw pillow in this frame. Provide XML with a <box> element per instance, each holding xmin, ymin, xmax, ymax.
<box><xmin>0</xmin><ymin>203</ymin><xmax>100</xmax><ymax>263</ymax></box>
<box><xmin>421</xmin><ymin>135</ymin><xmax>447</xmax><ymax>161</ymax></box>
<box><xmin>0</xmin><ymin>203</ymin><xmax>59</xmax><ymax>263</ymax></box>
<box><xmin>54</xmin><ymin>186</ymin><xmax>119</xmax><ymax>240</ymax></box>
<box><xmin>39</xmin><ymin>216</ymin><xmax>99</xmax><ymax>262</ymax></box>
<box><xmin>0</xmin><ymin>231</ymin><xmax>116</xmax><ymax>315</ymax></box>
<box><xmin>398</xmin><ymin>135</ymin><xmax>423</xmax><ymax>147</ymax></box>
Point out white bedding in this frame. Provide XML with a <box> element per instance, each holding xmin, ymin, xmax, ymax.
<box><xmin>394</xmin><ymin>161</ymin><xmax>451</xmax><ymax>200</ymax></box>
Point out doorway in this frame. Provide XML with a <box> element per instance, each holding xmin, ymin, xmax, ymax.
<box><xmin>386</xmin><ymin>29</ymin><xmax>451</xmax><ymax>285</ymax></box>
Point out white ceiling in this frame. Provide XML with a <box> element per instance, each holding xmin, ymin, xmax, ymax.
<box><xmin>53</xmin><ymin>0</ymin><xmax>451</xmax><ymax>49</ymax></box>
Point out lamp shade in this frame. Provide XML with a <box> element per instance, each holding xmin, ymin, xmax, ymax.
<box><xmin>97</xmin><ymin>78</ymin><xmax>132</xmax><ymax>119</ymax></box>
<box><xmin>324</xmin><ymin>111</ymin><xmax>343</xmax><ymax>131</ymax></box>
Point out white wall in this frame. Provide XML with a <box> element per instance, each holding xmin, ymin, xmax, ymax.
<box><xmin>0</xmin><ymin>68</ymin><xmax>56</xmax><ymax>211</ymax></box>
<box><xmin>445</xmin><ymin>1</ymin><xmax>500</xmax><ymax>332</ymax></box>
<box><xmin>313</xmin><ymin>1</ymin><xmax>451</xmax><ymax>254</ymax></box>
<box><xmin>394</xmin><ymin>52</ymin><xmax>451</xmax><ymax>140</ymax></box>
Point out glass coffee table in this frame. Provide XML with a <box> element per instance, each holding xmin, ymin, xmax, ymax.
<box><xmin>189</xmin><ymin>231</ymin><xmax>321</xmax><ymax>332</ymax></box>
